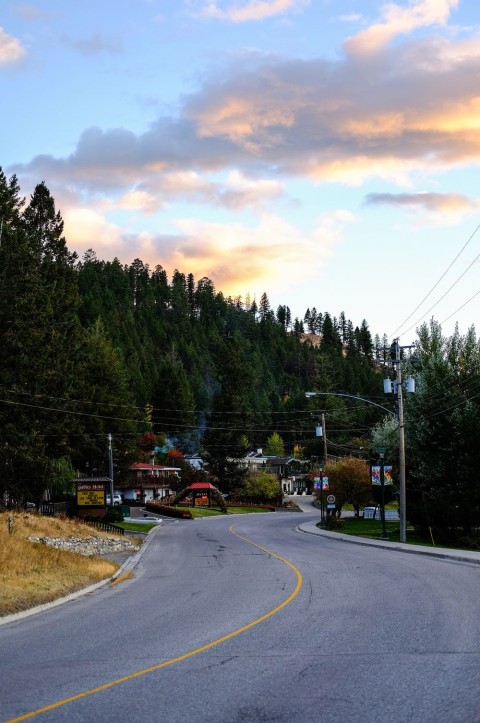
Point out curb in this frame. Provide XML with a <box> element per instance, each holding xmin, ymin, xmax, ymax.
<box><xmin>0</xmin><ymin>524</ymin><xmax>162</xmax><ymax>627</ymax></box>
<box><xmin>297</xmin><ymin>521</ymin><xmax>480</xmax><ymax>566</ymax></box>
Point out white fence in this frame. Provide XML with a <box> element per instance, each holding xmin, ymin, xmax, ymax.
<box><xmin>363</xmin><ymin>509</ymin><xmax>399</xmax><ymax>520</ymax></box>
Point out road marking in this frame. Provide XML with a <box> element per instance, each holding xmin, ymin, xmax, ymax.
<box><xmin>5</xmin><ymin>524</ymin><xmax>303</xmax><ymax>722</ymax></box>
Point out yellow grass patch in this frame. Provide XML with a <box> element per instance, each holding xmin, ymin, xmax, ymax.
<box><xmin>0</xmin><ymin>512</ymin><xmax>121</xmax><ymax>617</ymax></box>
<box><xmin>110</xmin><ymin>570</ymin><xmax>135</xmax><ymax>587</ymax></box>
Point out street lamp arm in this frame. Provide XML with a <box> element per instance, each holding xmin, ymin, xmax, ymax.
<box><xmin>305</xmin><ymin>391</ymin><xmax>396</xmax><ymax>417</ymax></box>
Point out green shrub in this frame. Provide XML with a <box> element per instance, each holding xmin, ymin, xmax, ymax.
<box><xmin>146</xmin><ymin>502</ymin><xmax>193</xmax><ymax>519</ymax></box>
<box><xmin>104</xmin><ymin>506</ymin><xmax>124</xmax><ymax>522</ymax></box>
<box><xmin>324</xmin><ymin>516</ymin><xmax>344</xmax><ymax>531</ymax></box>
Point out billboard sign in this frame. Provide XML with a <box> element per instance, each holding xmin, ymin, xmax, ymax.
<box><xmin>76</xmin><ymin>481</ymin><xmax>107</xmax><ymax>506</ymax></box>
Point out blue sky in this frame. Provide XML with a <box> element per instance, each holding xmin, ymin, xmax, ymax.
<box><xmin>2</xmin><ymin>0</ymin><xmax>480</xmax><ymax>341</ymax></box>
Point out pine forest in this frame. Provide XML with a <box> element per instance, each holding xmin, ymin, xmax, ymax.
<box><xmin>2</xmin><ymin>169</ymin><xmax>480</xmax><ymax>544</ymax></box>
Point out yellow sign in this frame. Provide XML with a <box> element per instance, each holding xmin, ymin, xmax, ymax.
<box><xmin>77</xmin><ymin>490</ymin><xmax>105</xmax><ymax>506</ymax></box>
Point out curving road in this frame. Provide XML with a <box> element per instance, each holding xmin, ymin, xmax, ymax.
<box><xmin>1</xmin><ymin>507</ymin><xmax>480</xmax><ymax>723</ymax></box>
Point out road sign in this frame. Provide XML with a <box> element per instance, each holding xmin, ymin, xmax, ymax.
<box><xmin>327</xmin><ymin>494</ymin><xmax>335</xmax><ymax>504</ymax></box>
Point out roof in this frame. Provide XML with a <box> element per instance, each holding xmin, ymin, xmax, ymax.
<box><xmin>129</xmin><ymin>463</ymin><xmax>181</xmax><ymax>471</ymax></box>
<box><xmin>72</xmin><ymin>476</ymin><xmax>112</xmax><ymax>483</ymax></box>
<box><xmin>187</xmin><ymin>482</ymin><xmax>219</xmax><ymax>490</ymax></box>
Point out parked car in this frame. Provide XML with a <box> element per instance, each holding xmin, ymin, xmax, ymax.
<box><xmin>362</xmin><ymin>505</ymin><xmax>379</xmax><ymax>518</ymax></box>
<box><xmin>106</xmin><ymin>492</ymin><xmax>122</xmax><ymax>506</ymax></box>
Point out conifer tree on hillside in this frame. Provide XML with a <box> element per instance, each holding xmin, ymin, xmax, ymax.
<box><xmin>0</xmin><ymin>173</ymin><xmax>392</xmax><ymax>504</ymax></box>
<box><xmin>0</xmin><ymin>180</ymin><xmax>83</xmax><ymax>501</ymax></box>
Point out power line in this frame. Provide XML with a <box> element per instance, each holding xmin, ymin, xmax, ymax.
<box><xmin>440</xmin><ymin>287</ymin><xmax>480</xmax><ymax>326</ymax></box>
<box><xmin>388</xmin><ymin>222</ymin><xmax>480</xmax><ymax>339</ymax></box>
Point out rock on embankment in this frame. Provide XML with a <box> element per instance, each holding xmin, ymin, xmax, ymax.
<box><xmin>27</xmin><ymin>535</ymin><xmax>139</xmax><ymax>557</ymax></box>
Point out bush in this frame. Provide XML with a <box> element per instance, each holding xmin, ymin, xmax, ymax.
<box><xmin>104</xmin><ymin>506</ymin><xmax>124</xmax><ymax>523</ymax></box>
<box><xmin>324</xmin><ymin>516</ymin><xmax>344</xmax><ymax>531</ymax></box>
<box><xmin>146</xmin><ymin>502</ymin><xmax>193</xmax><ymax>519</ymax></box>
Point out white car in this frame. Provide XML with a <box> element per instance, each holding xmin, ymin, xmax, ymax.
<box><xmin>106</xmin><ymin>492</ymin><xmax>122</xmax><ymax>506</ymax></box>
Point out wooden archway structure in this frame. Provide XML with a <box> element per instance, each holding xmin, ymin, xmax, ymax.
<box><xmin>171</xmin><ymin>482</ymin><xmax>227</xmax><ymax>512</ymax></box>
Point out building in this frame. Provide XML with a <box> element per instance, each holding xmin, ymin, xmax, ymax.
<box><xmin>117</xmin><ymin>463</ymin><xmax>181</xmax><ymax>502</ymax></box>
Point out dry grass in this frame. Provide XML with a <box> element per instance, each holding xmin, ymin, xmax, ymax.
<box><xmin>110</xmin><ymin>570</ymin><xmax>135</xmax><ymax>587</ymax></box>
<box><xmin>0</xmin><ymin>512</ymin><xmax>122</xmax><ymax>617</ymax></box>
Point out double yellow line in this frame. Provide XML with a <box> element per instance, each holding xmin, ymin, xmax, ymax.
<box><xmin>5</xmin><ymin>524</ymin><xmax>303</xmax><ymax>722</ymax></box>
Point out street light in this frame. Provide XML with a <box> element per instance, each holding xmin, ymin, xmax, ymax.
<box><xmin>305</xmin><ymin>380</ymin><xmax>414</xmax><ymax>544</ymax></box>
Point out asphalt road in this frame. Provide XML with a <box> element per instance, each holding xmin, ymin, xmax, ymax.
<box><xmin>1</xmin><ymin>509</ymin><xmax>480</xmax><ymax>723</ymax></box>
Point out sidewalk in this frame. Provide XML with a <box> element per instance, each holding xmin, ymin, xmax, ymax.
<box><xmin>297</xmin><ymin>519</ymin><xmax>480</xmax><ymax>566</ymax></box>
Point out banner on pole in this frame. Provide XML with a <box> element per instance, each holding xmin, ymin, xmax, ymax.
<box><xmin>371</xmin><ymin>465</ymin><xmax>393</xmax><ymax>485</ymax></box>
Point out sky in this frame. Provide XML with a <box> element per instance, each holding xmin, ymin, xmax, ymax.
<box><xmin>2</xmin><ymin>0</ymin><xmax>480</xmax><ymax>343</ymax></box>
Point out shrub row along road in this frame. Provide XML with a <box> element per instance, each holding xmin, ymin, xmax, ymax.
<box><xmin>1</xmin><ymin>510</ymin><xmax>479</xmax><ymax>723</ymax></box>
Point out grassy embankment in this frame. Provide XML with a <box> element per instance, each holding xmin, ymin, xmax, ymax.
<box><xmin>335</xmin><ymin>516</ymin><xmax>447</xmax><ymax>547</ymax></box>
<box><xmin>0</xmin><ymin>512</ymin><xmax>134</xmax><ymax>617</ymax></box>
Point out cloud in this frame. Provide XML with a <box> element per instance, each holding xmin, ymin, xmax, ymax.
<box><xmin>344</xmin><ymin>0</ymin><xmax>459</xmax><ymax>56</ymax></box>
<box><xmin>63</xmin><ymin>207</ymin><xmax>127</xmax><ymax>253</ymax></box>
<box><xmin>153</xmin><ymin>169</ymin><xmax>284</xmax><ymax>208</ymax></box>
<box><xmin>117</xmin><ymin>188</ymin><xmax>164</xmax><ymax>215</ymax></box>
<box><xmin>62</xmin><ymin>33</ymin><xmax>123</xmax><ymax>57</ymax></box>
<box><xmin>0</xmin><ymin>26</ymin><xmax>26</xmax><ymax>65</ymax></box>
<box><xmin>364</xmin><ymin>190</ymin><xmax>480</xmax><ymax>227</ymax></box>
<box><xmin>365</xmin><ymin>191</ymin><xmax>475</xmax><ymax>212</ymax></box>
<box><xmin>11</xmin><ymin>4</ymin><xmax>480</xmax><ymax>200</ymax></box>
<box><xmin>62</xmin><ymin>203</ymin><xmax>350</xmax><ymax>299</ymax></box>
<box><xmin>182</xmin><ymin>36</ymin><xmax>480</xmax><ymax>181</ymax></box>
<box><xmin>191</xmin><ymin>0</ymin><xmax>310</xmax><ymax>22</ymax></box>
<box><xmin>153</xmin><ymin>209</ymin><xmax>350</xmax><ymax>294</ymax></box>
<box><xmin>338</xmin><ymin>14</ymin><xmax>364</xmax><ymax>24</ymax></box>
<box><xmin>14</xmin><ymin>4</ymin><xmax>52</xmax><ymax>21</ymax></box>
<box><xmin>15</xmin><ymin>31</ymin><xmax>480</xmax><ymax>194</ymax></box>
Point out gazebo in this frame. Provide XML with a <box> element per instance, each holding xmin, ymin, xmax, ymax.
<box><xmin>172</xmin><ymin>482</ymin><xmax>227</xmax><ymax>512</ymax></box>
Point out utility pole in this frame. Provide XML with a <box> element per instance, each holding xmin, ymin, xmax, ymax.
<box><xmin>316</xmin><ymin>415</ymin><xmax>328</xmax><ymax>525</ymax></box>
<box><xmin>385</xmin><ymin>339</ymin><xmax>415</xmax><ymax>544</ymax></box>
<box><xmin>395</xmin><ymin>342</ymin><xmax>407</xmax><ymax>544</ymax></box>
<box><xmin>108</xmin><ymin>433</ymin><xmax>114</xmax><ymax>506</ymax></box>
<box><xmin>321</xmin><ymin>413</ymin><xmax>327</xmax><ymax>464</ymax></box>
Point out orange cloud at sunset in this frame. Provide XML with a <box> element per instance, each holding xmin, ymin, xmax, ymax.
<box><xmin>5</xmin><ymin>0</ymin><xmax>480</xmax><ymax>336</ymax></box>
<box><xmin>166</xmin><ymin>210</ymin><xmax>349</xmax><ymax>298</ymax></box>
<box><xmin>61</xmin><ymin>205</ymin><xmax>351</xmax><ymax>302</ymax></box>
<box><xmin>344</xmin><ymin>0</ymin><xmax>459</xmax><ymax>56</ymax></box>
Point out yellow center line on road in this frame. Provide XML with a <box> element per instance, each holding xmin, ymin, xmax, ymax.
<box><xmin>5</xmin><ymin>524</ymin><xmax>303</xmax><ymax>723</ymax></box>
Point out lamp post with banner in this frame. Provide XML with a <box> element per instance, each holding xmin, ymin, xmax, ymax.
<box><xmin>314</xmin><ymin>463</ymin><xmax>325</xmax><ymax>526</ymax></box>
<box><xmin>377</xmin><ymin>447</ymin><xmax>388</xmax><ymax>540</ymax></box>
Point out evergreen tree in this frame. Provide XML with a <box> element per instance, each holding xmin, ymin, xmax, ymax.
<box><xmin>264</xmin><ymin>432</ymin><xmax>285</xmax><ymax>457</ymax></box>
<box><xmin>0</xmin><ymin>182</ymin><xmax>83</xmax><ymax>502</ymax></box>
<box><xmin>407</xmin><ymin>321</ymin><xmax>480</xmax><ymax>542</ymax></box>
<box><xmin>151</xmin><ymin>346</ymin><xmax>197</xmax><ymax>437</ymax></box>
<box><xmin>201</xmin><ymin>337</ymin><xmax>254</xmax><ymax>493</ymax></box>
